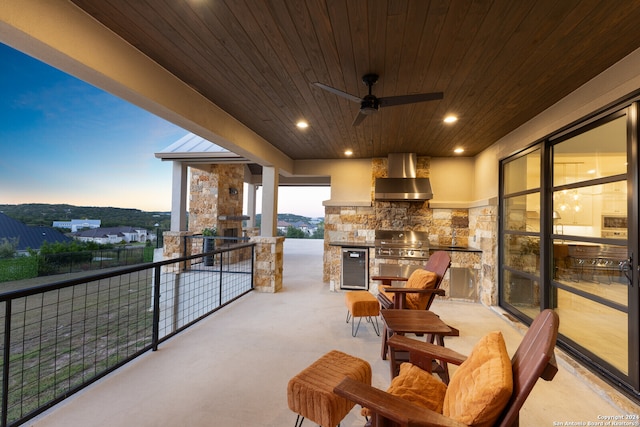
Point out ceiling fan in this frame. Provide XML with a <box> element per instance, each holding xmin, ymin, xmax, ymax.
<box><xmin>312</xmin><ymin>73</ymin><xmax>443</xmax><ymax>126</ymax></box>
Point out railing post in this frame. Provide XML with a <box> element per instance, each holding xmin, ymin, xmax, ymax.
<box><xmin>2</xmin><ymin>299</ymin><xmax>12</xmax><ymax>427</ymax></box>
<box><xmin>218</xmin><ymin>252</ymin><xmax>223</xmax><ymax>307</ymax></box>
<box><xmin>172</xmin><ymin>274</ymin><xmax>181</xmax><ymax>333</ymax></box>
<box><xmin>251</xmin><ymin>245</ymin><xmax>255</xmax><ymax>290</ymax></box>
<box><xmin>152</xmin><ymin>265</ymin><xmax>161</xmax><ymax>351</ymax></box>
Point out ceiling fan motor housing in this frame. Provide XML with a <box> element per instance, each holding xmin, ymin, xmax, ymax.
<box><xmin>361</xmin><ymin>95</ymin><xmax>379</xmax><ymax>113</ymax></box>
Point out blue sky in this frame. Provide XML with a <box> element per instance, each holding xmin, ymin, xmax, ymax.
<box><xmin>0</xmin><ymin>43</ymin><xmax>186</xmax><ymax>211</ymax></box>
<box><xmin>0</xmin><ymin>43</ymin><xmax>329</xmax><ymax>217</ymax></box>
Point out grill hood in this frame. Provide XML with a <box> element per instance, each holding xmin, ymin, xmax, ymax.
<box><xmin>374</xmin><ymin>153</ymin><xmax>433</xmax><ymax>201</ymax></box>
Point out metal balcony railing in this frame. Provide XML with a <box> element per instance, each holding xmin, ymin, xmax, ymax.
<box><xmin>0</xmin><ymin>243</ymin><xmax>255</xmax><ymax>427</ymax></box>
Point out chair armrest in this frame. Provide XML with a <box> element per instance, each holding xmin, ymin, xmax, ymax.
<box><xmin>334</xmin><ymin>377</ymin><xmax>467</xmax><ymax>427</ymax></box>
<box><xmin>389</xmin><ymin>335</ymin><xmax>467</xmax><ymax>366</ymax></box>
<box><xmin>382</xmin><ymin>287</ymin><xmax>445</xmax><ymax>308</ymax></box>
<box><xmin>371</xmin><ymin>275</ymin><xmax>409</xmax><ymax>286</ymax></box>
<box><xmin>377</xmin><ymin>292</ymin><xmax>394</xmax><ymax>309</ymax></box>
<box><xmin>384</xmin><ymin>287</ymin><xmax>446</xmax><ymax>296</ymax></box>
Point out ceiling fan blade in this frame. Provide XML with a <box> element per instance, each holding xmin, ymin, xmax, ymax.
<box><xmin>352</xmin><ymin>111</ymin><xmax>368</xmax><ymax>126</ymax></box>
<box><xmin>312</xmin><ymin>82</ymin><xmax>362</xmax><ymax>103</ymax></box>
<box><xmin>379</xmin><ymin>92</ymin><xmax>444</xmax><ymax>107</ymax></box>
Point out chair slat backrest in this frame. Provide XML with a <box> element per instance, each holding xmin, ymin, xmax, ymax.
<box><xmin>422</xmin><ymin>251</ymin><xmax>451</xmax><ymax>310</ymax></box>
<box><xmin>376</xmin><ymin>251</ymin><xmax>451</xmax><ymax>310</ymax></box>
<box><xmin>497</xmin><ymin>309</ymin><xmax>560</xmax><ymax>427</ymax></box>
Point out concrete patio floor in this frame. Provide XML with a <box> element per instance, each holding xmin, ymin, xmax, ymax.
<box><xmin>30</xmin><ymin>239</ymin><xmax>638</xmax><ymax>427</ymax></box>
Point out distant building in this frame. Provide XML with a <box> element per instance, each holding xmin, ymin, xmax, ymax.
<box><xmin>52</xmin><ymin>219</ymin><xmax>101</xmax><ymax>232</ymax></box>
<box><xmin>0</xmin><ymin>212</ymin><xmax>72</xmax><ymax>254</ymax></box>
<box><xmin>290</xmin><ymin>221</ymin><xmax>313</xmax><ymax>235</ymax></box>
<box><xmin>72</xmin><ymin>226</ymin><xmax>148</xmax><ymax>244</ymax></box>
<box><xmin>276</xmin><ymin>220</ymin><xmax>292</xmax><ymax>234</ymax></box>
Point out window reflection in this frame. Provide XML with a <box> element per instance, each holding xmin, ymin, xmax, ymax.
<box><xmin>553</xmin><ymin>116</ymin><xmax>627</xmax><ymax>187</ymax></box>
<box><xmin>552</xmin><ymin>181</ymin><xmax>627</xmax><ymax>238</ymax></box>
<box><xmin>504</xmin><ymin>194</ymin><xmax>540</xmax><ymax>232</ymax></box>
<box><xmin>553</xmin><ymin>240</ymin><xmax>628</xmax><ymax>308</ymax></box>
<box><xmin>503</xmin><ymin>270</ymin><xmax>539</xmax><ymax>317</ymax></box>
<box><xmin>503</xmin><ymin>149</ymin><xmax>540</xmax><ymax>195</ymax></box>
<box><xmin>504</xmin><ymin>235</ymin><xmax>540</xmax><ymax>275</ymax></box>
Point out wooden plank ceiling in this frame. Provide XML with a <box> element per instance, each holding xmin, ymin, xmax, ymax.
<box><xmin>70</xmin><ymin>0</ymin><xmax>640</xmax><ymax>160</ymax></box>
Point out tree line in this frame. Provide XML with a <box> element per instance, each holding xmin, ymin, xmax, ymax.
<box><xmin>0</xmin><ymin>203</ymin><xmax>171</xmax><ymax>230</ymax></box>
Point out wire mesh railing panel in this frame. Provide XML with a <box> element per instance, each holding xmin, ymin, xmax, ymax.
<box><xmin>156</xmin><ymin>245</ymin><xmax>254</xmax><ymax>338</ymax></box>
<box><xmin>3</xmin><ymin>272</ymin><xmax>155</xmax><ymax>425</ymax></box>
<box><xmin>0</xmin><ymin>301</ymin><xmax>5</xmax><ymax>425</ymax></box>
<box><xmin>0</xmin><ymin>243</ymin><xmax>254</xmax><ymax>426</ymax></box>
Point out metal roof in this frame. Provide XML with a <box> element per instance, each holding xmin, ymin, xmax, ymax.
<box><xmin>0</xmin><ymin>213</ymin><xmax>72</xmax><ymax>251</ymax></box>
<box><xmin>155</xmin><ymin>133</ymin><xmax>249</xmax><ymax>163</ymax></box>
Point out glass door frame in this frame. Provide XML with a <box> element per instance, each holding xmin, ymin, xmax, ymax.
<box><xmin>627</xmin><ymin>102</ymin><xmax>639</xmax><ymax>392</ymax></box>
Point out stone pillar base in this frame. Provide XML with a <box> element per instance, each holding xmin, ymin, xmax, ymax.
<box><xmin>251</xmin><ymin>236</ymin><xmax>284</xmax><ymax>293</ymax></box>
<box><xmin>162</xmin><ymin>231</ymin><xmax>194</xmax><ymax>273</ymax></box>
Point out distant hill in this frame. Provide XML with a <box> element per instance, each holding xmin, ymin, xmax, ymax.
<box><xmin>0</xmin><ymin>204</ymin><xmax>171</xmax><ymax>230</ymax></box>
<box><xmin>0</xmin><ymin>204</ymin><xmax>322</xmax><ymax>232</ymax></box>
<box><xmin>255</xmin><ymin>213</ymin><xmax>321</xmax><ymax>224</ymax></box>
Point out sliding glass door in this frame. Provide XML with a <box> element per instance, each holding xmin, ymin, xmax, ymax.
<box><xmin>550</xmin><ymin>112</ymin><xmax>632</xmax><ymax>378</ymax></box>
<box><xmin>500</xmin><ymin>105</ymin><xmax>639</xmax><ymax>399</ymax></box>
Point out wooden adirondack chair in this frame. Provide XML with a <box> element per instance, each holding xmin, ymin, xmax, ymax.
<box><xmin>372</xmin><ymin>251</ymin><xmax>452</xmax><ymax>360</ymax></box>
<box><xmin>334</xmin><ymin>309</ymin><xmax>560</xmax><ymax>427</ymax></box>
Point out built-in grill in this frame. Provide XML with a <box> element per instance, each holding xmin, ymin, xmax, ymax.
<box><xmin>374</xmin><ymin>230</ymin><xmax>430</xmax><ymax>260</ymax></box>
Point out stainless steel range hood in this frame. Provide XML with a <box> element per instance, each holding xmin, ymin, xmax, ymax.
<box><xmin>374</xmin><ymin>153</ymin><xmax>433</xmax><ymax>201</ymax></box>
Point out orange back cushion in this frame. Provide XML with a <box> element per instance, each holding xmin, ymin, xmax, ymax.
<box><xmin>443</xmin><ymin>331</ymin><xmax>513</xmax><ymax>427</ymax></box>
<box><xmin>405</xmin><ymin>269</ymin><xmax>438</xmax><ymax>310</ymax></box>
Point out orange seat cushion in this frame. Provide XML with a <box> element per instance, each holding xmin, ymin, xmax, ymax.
<box><xmin>362</xmin><ymin>362</ymin><xmax>446</xmax><ymax>417</ymax></box>
<box><xmin>443</xmin><ymin>331</ymin><xmax>513</xmax><ymax>427</ymax></box>
<box><xmin>288</xmin><ymin>350</ymin><xmax>372</xmax><ymax>427</ymax></box>
<box><xmin>345</xmin><ymin>291</ymin><xmax>380</xmax><ymax>317</ymax></box>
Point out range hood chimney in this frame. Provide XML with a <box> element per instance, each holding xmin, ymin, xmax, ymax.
<box><xmin>374</xmin><ymin>153</ymin><xmax>433</xmax><ymax>201</ymax></box>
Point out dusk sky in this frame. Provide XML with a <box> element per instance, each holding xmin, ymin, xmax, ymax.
<box><xmin>0</xmin><ymin>43</ymin><xmax>328</xmax><ymax>217</ymax></box>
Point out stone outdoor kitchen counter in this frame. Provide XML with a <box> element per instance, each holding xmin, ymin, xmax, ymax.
<box><xmin>328</xmin><ymin>241</ymin><xmax>482</xmax><ymax>253</ymax></box>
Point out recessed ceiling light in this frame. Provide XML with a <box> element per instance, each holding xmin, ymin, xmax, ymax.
<box><xmin>444</xmin><ymin>115</ymin><xmax>458</xmax><ymax>124</ymax></box>
<box><xmin>344</xmin><ymin>149</ymin><xmax>353</xmax><ymax>156</ymax></box>
<box><xmin>454</xmin><ymin>147</ymin><xmax>464</xmax><ymax>154</ymax></box>
<box><xmin>296</xmin><ymin>120</ymin><xmax>309</xmax><ymax>129</ymax></box>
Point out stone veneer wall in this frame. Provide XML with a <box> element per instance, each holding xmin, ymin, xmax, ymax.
<box><xmin>324</xmin><ymin>156</ymin><xmax>499</xmax><ymax>304</ymax></box>
<box><xmin>324</xmin><ymin>205</ymin><xmax>376</xmax><ymax>288</ymax></box>
<box><xmin>189</xmin><ymin>164</ymin><xmax>244</xmax><ymax>235</ymax></box>
<box><xmin>469</xmin><ymin>204</ymin><xmax>498</xmax><ymax>306</ymax></box>
<box><xmin>188</xmin><ymin>164</ymin><xmax>245</xmax><ymax>257</ymax></box>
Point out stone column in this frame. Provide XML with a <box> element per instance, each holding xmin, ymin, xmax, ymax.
<box><xmin>251</xmin><ymin>236</ymin><xmax>284</xmax><ymax>293</ymax></box>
